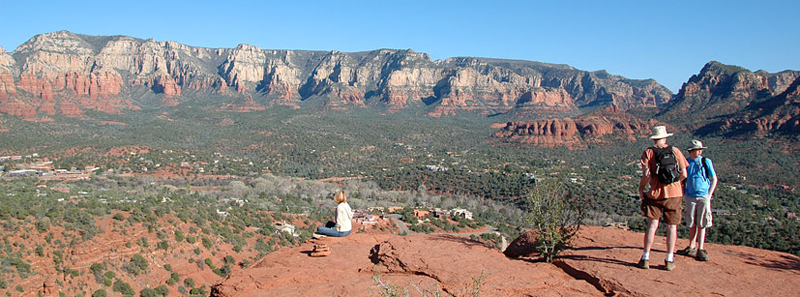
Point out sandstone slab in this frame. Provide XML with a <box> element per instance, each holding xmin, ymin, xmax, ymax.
<box><xmin>555</xmin><ymin>226</ymin><xmax>800</xmax><ymax>297</ymax></box>
<box><xmin>212</xmin><ymin>234</ymin><xmax>603</xmax><ymax>297</ymax></box>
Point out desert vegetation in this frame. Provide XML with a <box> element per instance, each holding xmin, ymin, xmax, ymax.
<box><xmin>1</xmin><ymin>107</ymin><xmax>798</xmax><ymax>296</ymax></box>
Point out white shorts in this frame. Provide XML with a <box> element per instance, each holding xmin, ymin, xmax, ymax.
<box><xmin>684</xmin><ymin>194</ymin><xmax>713</xmax><ymax>228</ymax></box>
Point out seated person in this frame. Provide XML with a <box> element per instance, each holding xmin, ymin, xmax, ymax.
<box><xmin>315</xmin><ymin>190</ymin><xmax>353</xmax><ymax>237</ymax></box>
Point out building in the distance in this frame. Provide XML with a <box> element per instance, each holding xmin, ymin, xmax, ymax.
<box><xmin>431</xmin><ymin>208</ymin><xmax>451</xmax><ymax>219</ymax></box>
<box><xmin>10</xmin><ymin>169</ymin><xmax>38</xmax><ymax>177</ymax></box>
<box><xmin>451</xmin><ymin>208</ymin><xmax>473</xmax><ymax>220</ymax></box>
<box><xmin>274</xmin><ymin>221</ymin><xmax>299</xmax><ymax>237</ymax></box>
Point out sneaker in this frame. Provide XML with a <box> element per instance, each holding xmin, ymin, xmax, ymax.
<box><xmin>312</xmin><ymin>233</ymin><xmax>327</xmax><ymax>239</ymax></box>
<box><xmin>637</xmin><ymin>259</ymin><xmax>649</xmax><ymax>269</ymax></box>
<box><xmin>696</xmin><ymin>249</ymin><xmax>709</xmax><ymax>261</ymax></box>
<box><xmin>665</xmin><ymin>260</ymin><xmax>676</xmax><ymax>271</ymax></box>
<box><xmin>677</xmin><ymin>246</ymin><xmax>697</xmax><ymax>257</ymax></box>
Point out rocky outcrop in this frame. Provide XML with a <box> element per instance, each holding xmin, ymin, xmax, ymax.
<box><xmin>662</xmin><ymin>61</ymin><xmax>800</xmax><ymax>137</ymax></box>
<box><xmin>0</xmin><ymin>47</ymin><xmax>18</xmax><ymax>101</ymax></box>
<box><xmin>212</xmin><ymin>227</ymin><xmax>800</xmax><ymax>297</ymax></box>
<box><xmin>220</xmin><ymin>95</ymin><xmax>266</xmax><ymax>112</ymax></box>
<box><xmin>212</xmin><ymin>234</ymin><xmax>603</xmax><ymax>297</ymax></box>
<box><xmin>1</xmin><ymin>31</ymin><xmax>674</xmax><ymax>118</ymax></box>
<box><xmin>699</xmin><ymin>75</ymin><xmax>800</xmax><ymax>137</ymax></box>
<box><xmin>554</xmin><ymin>226</ymin><xmax>800</xmax><ymax>297</ymax></box>
<box><xmin>664</xmin><ymin>61</ymin><xmax>800</xmax><ymax>121</ymax></box>
<box><xmin>494</xmin><ymin>106</ymin><xmax>658</xmax><ymax>148</ymax></box>
<box><xmin>503</xmin><ymin>230</ymin><xmax>541</xmax><ymax>258</ymax></box>
<box><xmin>493</xmin><ymin>118</ymin><xmax>584</xmax><ymax>147</ymax></box>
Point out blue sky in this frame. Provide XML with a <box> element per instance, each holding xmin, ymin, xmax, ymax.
<box><xmin>1</xmin><ymin>0</ymin><xmax>798</xmax><ymax>92</ymax></box>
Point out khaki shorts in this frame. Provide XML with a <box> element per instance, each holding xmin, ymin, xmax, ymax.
<box><xmin>641</xmin><ymin>196</ymin><xmax>682</xmax><ymax>225</ymax></box>
<box><xmin>684</xmin><ymin>195</ymin><xmax>713</xmax><ymax>228</ymax></box>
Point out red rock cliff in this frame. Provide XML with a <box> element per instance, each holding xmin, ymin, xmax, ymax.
<box><xmin>494</xmin><ymin>106</ymin><xmax>658</xmax><ymax>148</ymax></box>
<box><xmin>1</xmin><ymin>31</ymin><xmax>674</xmax><ymax>118</ymax></box>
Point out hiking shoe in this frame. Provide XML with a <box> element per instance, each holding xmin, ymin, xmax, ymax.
<box><xmin>696</xmin><ymin>249</ymin><xmax>709</xmax><ymax>261</ymax></box>
<box><xmin>637</xmin><ymin>259</ymin><xmax>649</xmax><ymax>269</ymax></box>
<box><xmin>677</xmin><ymin>246</ymin><xmax>697</xmax><ymax>257</ymax></box>
<box><xmin>665</xmin><ymin>260</ymin><xmax>676</xmax><ymax>271</ymax></box>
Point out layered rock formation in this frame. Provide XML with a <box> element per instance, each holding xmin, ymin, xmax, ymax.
<box><xmin>493</xmin><ymin>106</ymin><xmax>659</xmax><ymax>148</ymax></box>
<box><xmin>697</xmin><ymin>71</ymin><xmax>800</xmax><ymax>137</ymax></box>
<box><xmin>1</xmin><ymin>31</ymin><xmax>673</xmax><ymax>118</ymax></box>
<box><xmin>212</xmin><ymin>226</ymin><xmax>800</xmax><ymax>297</ymax></box>
<box><xmin>672</xmin><ymin>62</ymin><xmax>799</xmax><ymax>115</ymax></box>
<box><xmin>664</xmin><ymin>61</ymin><xmax>800</xmax><ymax>135</ymax></box>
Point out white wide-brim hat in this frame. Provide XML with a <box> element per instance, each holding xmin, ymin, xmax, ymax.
<box><xmin>649</xmin><ymin>126</ymin><xmax>673</xmax><ymax>139</ymax></box>
<box><xmin>687</xmin><ymin>139</ymin><xmax>708</xmax><ymax>151</ymax></box>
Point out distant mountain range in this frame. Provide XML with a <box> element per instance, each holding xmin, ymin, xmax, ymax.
<box><xmin>0</xmin><ymin>31</ymin><xmax>797</xmax><ymax>145</ymax></box>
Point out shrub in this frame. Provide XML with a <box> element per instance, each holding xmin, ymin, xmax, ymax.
<box><xmin>154</xmin><ymin>285</ymin><xmax>169</xmax><ymax>296</ymax></box>
<box><xmin>36</xmin><ymin>220</ymin><xmax>50</xmax><ymax>233</ymax></box>
<box><xmin>205</xmin><ymin>257</ymin><xmax>217</xmax><ymax>270</ymax></box>
<box><xmin>189</xmin><ymin>286</ymin><xmax>206</xmax><ymax>296</ymax></box>
<box><xmin>137</xmin><ymin>237</ymin><xmax>149</xmax><ymax>248</ymax></box>
<box><xmin>201</xmin><ymin>237</ymin><xmax>213</xmax><ymax>249</ymax></box>
<box><xmin>123</xmin><ymin>254</ymin><xmax>149</xmax><ymax>275</ymax></box>
<box><xmin>91</xmin><ymin>289</ymin><xmax>107</xmax><ymax>297</ymax></box>
<box><xmin>90</xmin><ymin>262</ymin><xmax>104</xmax><ymax>283</ymax></box>
<box><xmin>157</xmin><ymin>240</ymin><xmax>169</xmax><ymax>251</ymax></box>
<box><xmin>213</xmin><ymin>264</ymin><xmax>231</xmax><ymax>277</ymax></box>
<box><xmin>174</xmin><ymin>230</ymin><xmax>184</xmax><ymax>242</ymax></box>
<box><xmin>140</xmin><ymin>288</ymin><xmax>157</xmax><ymax>297</ymax></box>
<box><xmin>166</xmin><ymin>272</ymin><xmax>180</xmax><ymax>285</ymax></box>
<box><xmin>112</xmin><ymin>279</ymin><xmax>134</xmax><ymax>295</ymax></box>
<box><xmin>524</xmin><ymin>180</ymin><xmax>586</xmax><ymax>262</ymax></box>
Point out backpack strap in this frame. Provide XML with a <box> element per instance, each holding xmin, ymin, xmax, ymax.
<box><xmin>701</xmin><ymin>157</ymin><xmax>712</xmax><ymax>180</ymax></box>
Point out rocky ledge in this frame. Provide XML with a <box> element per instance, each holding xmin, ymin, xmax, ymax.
<box><xmin>211</xmin><ymin>226</ymin><xmax>800</xmax><ymax>297</ymax></box>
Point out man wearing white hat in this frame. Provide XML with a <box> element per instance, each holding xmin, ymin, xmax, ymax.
<box><xmin>637</xmin><ymin>126</ymin><xmax>688</xmax><ymax>271</ymax></box>
<box><xmin>677</xmin><ymin>140</ymin><xmax>717</xmax><ymax>261</ymax></box>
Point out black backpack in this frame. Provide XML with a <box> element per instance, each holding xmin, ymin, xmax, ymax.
<box><xmin>651</xmin><ymin>146</ymin><xmax>680</xmax><ymax>184</ymax></box>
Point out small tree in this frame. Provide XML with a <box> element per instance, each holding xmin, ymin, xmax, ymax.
<box><xmin>124</xmin><ymin>254</ymin><xmax>149</xmax><ymax>275</ymax></box>
<box><xmin>113</xmin><ymin>279</ymin><xmax>135</xmax><ymax>295</ymax></box>
<box><xmin>91</xmin><ymin>289</ymin><xmax>107</xmax><ymax>297</ymax></box>
<box><xmin>140</xmin><ymin>288</ymin><xmax>158</xmax><ymax>297</ymax></box>
<box><xmin>524</xmin><ymin>179</ymin><xmax>586</xmax><ymax>262</ymax></box>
